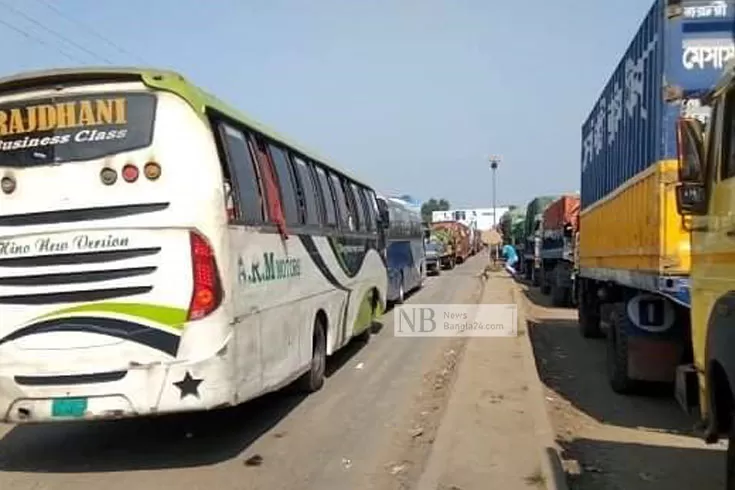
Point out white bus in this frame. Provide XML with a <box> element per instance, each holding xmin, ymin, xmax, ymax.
<box><xmin>0</xmin><ymin>67</ymin><xmax>388</xmax><ymax>423</ymax></box>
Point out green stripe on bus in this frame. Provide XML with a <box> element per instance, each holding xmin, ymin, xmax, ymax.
<box><xmin>353</xmin><ymin>290</ymin><xmax>375</xmax><ymax>335</ymax></box>
<box><xmin>33</xmin><ymin>302</ymin><xmax>188</xmax><ymax>329</ymax></box>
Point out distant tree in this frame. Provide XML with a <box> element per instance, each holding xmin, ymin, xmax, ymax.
<box><xmin>421</xmin><ymin>198</ymin><xmax>451</xmax><ymax>222</ymax></box>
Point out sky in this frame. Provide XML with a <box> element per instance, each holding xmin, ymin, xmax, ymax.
<box><xmin>0</xmin><ymin>0</ymin><xmax>652</xmax><ymax>209</ymax></box>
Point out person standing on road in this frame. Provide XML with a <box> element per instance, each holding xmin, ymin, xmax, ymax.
<box><xmin>501</xmin><ymin>242</ymin><xmax>518</xmax><ymax>277</ymax></box>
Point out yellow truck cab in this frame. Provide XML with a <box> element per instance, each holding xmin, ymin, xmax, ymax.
<box><xmin>676</xmin><ymin>57</ymin><xmax>735</xmax><ymax>487</ymax></box>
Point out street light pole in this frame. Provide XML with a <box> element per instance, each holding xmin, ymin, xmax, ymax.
<box><xmin>489</xmin><ymin>157</ymin><xmax>500</xmax><ymax>229</ymax></box>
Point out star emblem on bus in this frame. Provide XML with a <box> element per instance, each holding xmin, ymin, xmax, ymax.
<box><xmin>173</xmin><ymin>371</ymin><xmax>203</xmax><ymax>400</ymax></box>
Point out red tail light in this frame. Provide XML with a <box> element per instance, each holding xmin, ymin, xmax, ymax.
<box><xmin>187</xmin><ymin>231</ymin><xmax>222</xmax><ymax>321</ymax></box>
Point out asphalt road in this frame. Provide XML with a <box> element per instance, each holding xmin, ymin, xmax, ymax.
<box><xmin>0</xmin><ymin>254</ymin><xmax>488</xmax><ymax>490</ymax></box>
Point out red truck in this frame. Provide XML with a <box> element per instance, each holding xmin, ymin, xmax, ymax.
<box><xmin>431</xmin><ymin>221</ymin><xmax>471</xmax><ymax>266</ymax></box>
<box><xmin>538</xmin><ymin>195</ymin><xmax>580</xmax><ymax>306</ymax></box>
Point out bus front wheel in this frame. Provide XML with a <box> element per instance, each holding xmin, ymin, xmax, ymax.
<box><xmin>297</xmin><ymin>318</ymin><xmax>327</xmax><ymax>393</ymax></box>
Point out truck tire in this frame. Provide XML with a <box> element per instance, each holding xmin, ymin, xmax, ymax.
<box><xmin>606</xmin><ymin>302</ymin><xmax>636</xmax><ymax>394</ymax></box>
<box><xmin>578</xmin><ymin>303</ymin><xmax>602</xmax><ymax>339</ymax></box>
<box><xmin>578</xmin><ymin>280</ymin><xmax>602</xmax><ymax>338</ymax></box>
<box><xmin>551</xmin><ymin>282</ymin><xmax>566</xmax><ymax>307</ymax></box>
<box><xmin>540</xmin><ymin>270</ymin><xmax>551</xmax><ymax>295</ymax></box>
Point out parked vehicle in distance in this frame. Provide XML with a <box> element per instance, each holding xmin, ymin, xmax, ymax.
<box><xmin>539</xmin><ymin>195</ymin><xmax>580</xmax><ymax>306</ymax></box>
<box><xmin>424</xmin><ymin>239</ymin><xmax>447</xmax><ymax>276</ymax></box>
<box><xmin>431</xmin><ymin>220</ymin><xmax>471</xmax><ymax>265</ymax></box>
<box><xmin>429</xmin><ymin>228</ymin><xmax>458</xmax><ymax>270</ymax></box>
<box><xmin>521</xmin><ymin>196</ymin><xmax>557</xmax><ymax>285</ymax></box>
<box><xmin>379</xmin><ymin>196</ymin><xmax>426</xmax><ymax>304</ymax></box>
<box><xmin>500</xmin><ymin>207</ymin><xmax>526</xmax><ymax>273</ymax></box>
<box><xmin>0</xmin><ymin>67</ymin><xmax>389</xmax><ymax>424</ymax></box>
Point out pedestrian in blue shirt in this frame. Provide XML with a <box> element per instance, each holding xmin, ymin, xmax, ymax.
<box><xmin>501</xmin><ymin>243</ymin><xmax>518</xmax><ymax>277</ymax></box>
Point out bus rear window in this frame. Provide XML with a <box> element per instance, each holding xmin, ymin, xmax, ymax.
<box><xmin>0</xmin><ymin>92</ymin><xmax>156</xmax><ymax>167</ymax></box>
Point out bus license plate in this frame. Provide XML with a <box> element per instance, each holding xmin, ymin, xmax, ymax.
<box><xmin>51</xmin><ymin>397</ymin><xmax>88</xmax><ymax>418</ymax></box>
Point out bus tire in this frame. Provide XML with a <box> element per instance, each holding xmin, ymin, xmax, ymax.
<box><xmin>727</xmin><ymin>412</ymin><xmax>735</xmax><ymax>490</ymax></box>
<box><xmin>607</xmin><ymin>302</ymin><xmax>636</xmax><ymax>394</ymax></box>
<box><xmin>397</xmin><ymin>280</ymin><xmax>405</xmax><ymax>304</ymax></box>
<box><xmin>297</xmin><ymin>318</ymin><xmax>327</xmax><ymax>393</ymax></box>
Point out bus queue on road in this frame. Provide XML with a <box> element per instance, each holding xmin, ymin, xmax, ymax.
<box><xmin>0</xmin><ymin>66</ymin><xmax>482</xmax><ymax>425</ymax></box>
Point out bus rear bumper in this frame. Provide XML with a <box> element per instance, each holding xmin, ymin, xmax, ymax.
<box><xmin>0</xmin><ymin>353</ymin><xmax>233</xmax><ymax>424</ymax></box>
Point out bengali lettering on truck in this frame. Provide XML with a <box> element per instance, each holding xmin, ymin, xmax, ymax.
<box><xmin>682</xmin><ymin>1</ymin><xmax>729</xmax><ymax>19</ymax></box>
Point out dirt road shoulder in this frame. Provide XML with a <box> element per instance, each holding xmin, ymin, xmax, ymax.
<box><xmin>416</xmin><ymin>271</ymin><xmax>568</xmax><ymax>490</ymax></box>
<box><xmin>518</xmin><ymin>281</ymin><xmax>726</xmax><ymax>490</ymax></box>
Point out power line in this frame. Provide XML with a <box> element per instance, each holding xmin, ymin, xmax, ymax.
<box><xmin>35</xmin><ymin>0</ymin><xmax>148</xmax><ymax>65</ymax></box>
<box><xmin>0</xmin><ymin>0</ymin><xmax>112</xmax><ymax>64</ymax></box>
<box><xmin>0</xmin><ymin>16</ymin><xmax>84</xmax><ymax>63</ymax></box>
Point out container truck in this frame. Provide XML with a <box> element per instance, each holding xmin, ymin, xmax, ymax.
<box><xmin>673</xmin><ymin>55</ymin><xmax>735</xmax><ymax>488</ymax></box>
<box><xmin>577</xmin><ymin>0</ymin><xmax>734</xmax><ymax>415</ymax></box>
<box><xmin>522</xmin><ymin>196</ymin><xmax>557</xmax><ymax>285</ymax></box>
<box><xmin>539</xmin><ymin>195</ymin><xmax>580</xmax><ymax>307</ymax></box>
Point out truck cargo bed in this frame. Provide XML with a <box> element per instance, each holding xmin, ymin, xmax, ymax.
<box><xmin>579</xmin><ymin>159</ymin><xmax>690</xmax><ymax>276</ymax></box>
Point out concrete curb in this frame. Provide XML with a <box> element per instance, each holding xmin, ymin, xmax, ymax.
<box><xmin>511</xmin><ymin>282</ymin><xmax>570</xmax><ymax>490</ymax></box>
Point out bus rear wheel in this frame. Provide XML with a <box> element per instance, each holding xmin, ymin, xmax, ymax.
<box><xmin>297</xmin><ymin>318</ymin><xmax>327</xmax><ymax>393</ymax></box>
<box><xmin>728</xmin><ymin>413</ymin><xmax>735</xmax><ymax>490</ymax></box>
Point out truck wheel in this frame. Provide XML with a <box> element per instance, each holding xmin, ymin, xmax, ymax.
<box><xmin>551</xmin><ymin>282</ymin><xmax>566</xmax><ymax>306</ymax></box>
<box><xmin>578</xmin><ymin>299</ymin><xmax>602</xmax><ymax>338</ymax></box>
<box><xmin>540</xmin><ymin>274</ymin><xmax>551</xmax><ymax>295</ymax></box>
<box><xmin>607</xmin><ymin>302</ymin><xmax>636</xmax><ymax>394</ymax></box>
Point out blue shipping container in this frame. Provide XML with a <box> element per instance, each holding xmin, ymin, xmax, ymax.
<box><xmin>580</xmin><ymin>0</ymin><xmax>735</xmax><ymax>209</ymax></box>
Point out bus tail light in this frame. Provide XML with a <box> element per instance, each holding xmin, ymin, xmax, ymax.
<box><xmin>187</xmin><ymin>231</ymin><xmax>222</xmax><ymax>321</ymax></box>
<box><xmin>1</xmin><ymin>176</ymin><xmax>16</xmax><ymax>194</ymax></box>
<box><xmin>144</xmin><ymin>162</ymin><xmax>161</xmax><ymax>180</ymax></box>
<box><xmin>100</xmin><ymin>168</ymin><xmax>117</xmax><ymax>185</ymax></box>
<box><xmin>122</xmin><ymin>164</ymin><xmax>139</xmax><ymax>183</ymax></box>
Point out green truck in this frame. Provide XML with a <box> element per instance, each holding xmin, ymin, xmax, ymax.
<box><xmin>521</xmin><ymin>196</ymin><xmax>558</xmax><ymax>285</ymax></box>
<box><xmin>499</xmin><ymin>207</ymin><xmax>526</xmax><ymax>246</ymax></box>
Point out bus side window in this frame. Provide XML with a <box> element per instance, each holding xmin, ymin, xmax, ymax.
<box><xmin>330</xmin><ymin>172</ymin><xmax>353</xmax><ymax>231</ymax></box>
<box><xmin>218</xmin><ymin>123</ymin><xmax>265</xmax><ymax>224</ymax></box>
<box><xmin>350</xmin><ymin>183</ymin><xmax>368</xmax><ymax>232</ymax></box>
<box><xmin>340</xmin><ymin>178</ymin><xmax>361</xmax><ymax>231</ymax></box>
<box><xmin>248</xmin><ymin>134</ymin><xmax>287</xmax><ymax>230</ymax></box>
<box><xmin>366</xmin><ymin>189</ymin><xmax>380</xmax><ymax>226</ymax></box>
<box><xmin>293</xmin><ymin>156</ymin><xmax>322</xmax><ymax>227</ymax></box>
<box><xmin>267</xmin><ymin>143</ymin><xmax>300</xmax><ymax>226</ymax></box>
<box><xmin>358</xmin><ymin>188</ymin><xmax>375</xmax><ymax>231</ymax></box>
<box><xmin>315</xmin><ymin>165</ymin><xmax>338</xmax><ymax>227</ymax></box>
